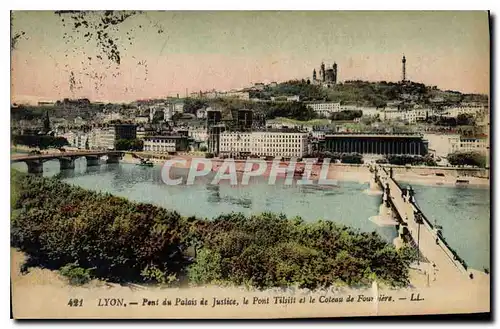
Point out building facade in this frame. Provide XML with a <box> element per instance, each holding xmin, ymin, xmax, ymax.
<box><xmin>220</xmin><ymin>131</ymin><xmax>309</xmax><ymax>158</ymax></box>
<box><xmin>449</xmin><ymin>135</ymin><xmax>488</xmax><ymax>154</ymax></box>
<box><xmin>306</xmin><ymin>102</ymin><xmax>341</xmax><ymax>117</ymax></box>
<box><xmin>324</xmin><ymin>133</ymin><xmax>428</xmax><ymax>156</ymax></box>
<box><xmin>143</xmin><ymin>136</ymin><xmax>189</xmax><ymax>153</ymax></box>
<box><xmin>442</xmin><ymin>104</ymin><xmax>485</xmax><ymax>118</ymax></box>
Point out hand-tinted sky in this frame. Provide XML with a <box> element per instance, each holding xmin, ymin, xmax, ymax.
<box><xmin>11</xmin><ymin>11</ymin><xmax>489</xmax><ymax>104</ymax></box>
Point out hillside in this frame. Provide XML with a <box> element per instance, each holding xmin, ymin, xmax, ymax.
<box><xmin>250</xmin><ymin>80</ymin><xmax>489</xmax><ymax>108</ymax></box>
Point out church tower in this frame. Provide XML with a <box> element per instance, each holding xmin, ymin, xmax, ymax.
<box><xmin>313</xmin><ymin>69</ymin><xmax>317</xmax><ymax>82</ymax></box>
<box><xmin>320</xmin><ymin>62</ymin><xmax>326</xmax><ymax>82</ymax></box>
<box><xmin>402</xmin><ymin>55</ymin><xmax>406</xmax><ymax>82</ymax></box>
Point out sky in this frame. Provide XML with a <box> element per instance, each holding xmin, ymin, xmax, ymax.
<box><xmin>10</xmin><ymin>11</ymin><xmax>490</xmax><ymax>104</ymax></box>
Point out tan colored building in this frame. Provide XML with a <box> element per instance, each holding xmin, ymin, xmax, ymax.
<box><xmin>220</xmin><ymin>131</ymin><xmax>308</xmax><ymax>158</ymax></box>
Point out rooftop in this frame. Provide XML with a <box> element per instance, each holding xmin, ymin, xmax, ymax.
<box><xmin>144</xmin><ymin>135</ymin><xmax>189</xmax><ymax>139</ymax></box>
<box><xmin>325</xmin><ymin>133</ymin><xmax>424</xmax><ymax>138</ymax></box>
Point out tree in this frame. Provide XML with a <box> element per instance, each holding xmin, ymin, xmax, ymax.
<box><xmin>447</xmin><ymin>151</ymin><xmax>486</xmax><ymax>168</ymax></box>
<box><xmin>341</xmin><ymin>153</ymin><xmax>363</xmax><ymax>164</ymax></box>
<box><xmin>457</xmin><ymin>113</ymin><xmax>475</xmax><ymax>126</ymax></box>
<box><xmin>115</xmin><ymin>138</ymin><xmax>143</xmax><ymax>151</ymax></box>
<box><xmin>330</xmin><ymin>110</ymin><xmax>362</xmax><ymax>121</ymax></box>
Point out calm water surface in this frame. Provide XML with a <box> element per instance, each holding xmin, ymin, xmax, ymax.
<box><xmin>12</xmin><ymin>158</ymin><xmax>490</xmax><ymax>270</ymax></box>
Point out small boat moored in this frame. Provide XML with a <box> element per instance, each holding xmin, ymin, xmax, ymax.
<box><xmin>137</xmin><ymin>158</ymin><xmax>154</xmax><ymax>167</ymax></box>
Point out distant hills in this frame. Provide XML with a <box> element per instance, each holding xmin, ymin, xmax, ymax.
<box><xmin>250</xmin><ymin>79</ymin><xmax>488</xmax><ymax>108</ymax></box>
<box><xmin>11</xmin><ymin>79</ymin><xmax>488</xmax><ymax>123</ymax></box>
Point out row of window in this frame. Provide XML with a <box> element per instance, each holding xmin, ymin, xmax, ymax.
<box><xmin>144</xmin><ymin>140</ymin><xmax>177</xmax><ymax>144</ymax></box>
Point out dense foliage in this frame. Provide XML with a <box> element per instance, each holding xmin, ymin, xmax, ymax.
<box><xmin>384</xmin><ymin>155</ymin><xmax>437</xmax><ymax>166</ymax></box>
<box><xmin>258</xmin><ymin>80</ymin><xmax>487</xmax><ymax>107</ymax></box>
<box><xmin>330</xmin><ymin>110</ymin><xmax>363</xmax><ymax>121</ymax></box>
<box><xmin>115</xmin><ymin>138</ymin><xmax>144</xmax><ymax>151</ymax></box>
<box><xmin>11</xmin><ymin>170</ymin><xmax>416</xmax><ymax>289</ymax></box>
<box><xmin>304</xmin><ymin>152</ymin><xmax>364</xmax><ymax>164</ymax></box>
<box><xmin>12</xmin><ymin>135</ymin><xmax>69</xmax><ymax>149</ymax></box>
<box><xmin>11</xmin><ymin>170</ymin><xmax>193</xmax><ymax>283</ymax></box>
<box><xmin>189</xmin><ymin>213</ymin><xmax>414</xmax><ymax>289</ymax></box>
<box><xmin>447</xmin><ymin>151</ymin><xmax>487</xmax><ymax>168</ymax></box>
<box><xmin>264</xmin><ymin>102</ymin><xmax>317</xmax><ymax>121</ymax></box>
<box><xmin>426</xmin><ymin>114</ymin><xmax>475</xmax><ymax>127</ymax></box>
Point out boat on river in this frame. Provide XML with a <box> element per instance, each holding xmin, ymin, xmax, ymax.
<box><xmin>136</xmin><ymin>158</ymin><xmax>154</xmax><ymax>167</ymax></box>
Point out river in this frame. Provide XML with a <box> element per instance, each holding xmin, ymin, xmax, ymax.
<box><xmin>11</xmin><ymin>157</ymin><xmax>490</xmax><ymax>271</ymax></box>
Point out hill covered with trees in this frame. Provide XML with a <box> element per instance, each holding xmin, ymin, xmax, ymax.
<box><xmin>251</xmin><ymin>80</ymin><xmax>488</xmax><ymax>108</ymax></box>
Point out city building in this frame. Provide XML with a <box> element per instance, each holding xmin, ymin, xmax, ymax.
<box><xmin>136</xmin><ymin>126</ymin><xmax>147</xmax><ymax>140</ymax></box>
<box><xmin>223</xmin><ymin>90</ymin><xmax>250</xmax><ymax>100</ymax></box>
<box><xmin>306</xmin><ymin>102</ymin><xmax>341</xmax><ymax>117</ymax></box>
<box><xmin>134</xmin><ymin>115</ymin><xmax>149</xmax><ymax>124</ymax></box>
<box><xmin>206</xmin><ymin>109</ymin><xmax>223</xmax><ymax>126</ymax></box>
<box><xmin>219</xmin><ymin>131</ymin><xmax>309</xmax><ymax>158</ymax></box>
<box><xmin>208</xmin><ymin>125</ymin><xmax>226</xmax><ymax>155</ymax></box>
<box><xmin>114</xmin><ymin>124</ymin><xmax>137</xmax><ymax>140</ymax></box>
<box><xmin>98</xmin><ymin>127</ymin><xmax>116</xmax><ymax>150</ymax></box>
<box><xmin>449</xmin><ymin>135</ymin><xmax>488</xmax><ymax>154</ymax></box>
<box><xmin>189</xmin><ymin>127</ymin><xmax>209</xmax><ymax>142</ymax></box>
<box><xmin>442</xmin><ymin>104</ymin><xmax>485</xmax><ymax>118</ymax></box>
<box><xmin>381</xmin><ymin>108</ymin><xmax>404</xmax><ymax>121</ymax></box>
<box><xmin>401</xmin><ymin>108</ymin><xmax>434</xmax><ymax>124</ymax></box>
<box><xmin>196</xmin><ymin>108</ymin><xmax>207</xmax><ymax>119</ymax></box>
<box><xmin>270</xmin><ymin>95</ymin><xmax>300</xmax><ymax>102</ymax></box>
<box><xmin>103</xmin><ymin>112</ymin><xmax>123</xmax><ymax>123</ymax></box>
<box><xmin>143</xmin><ymin>136</ymin><xmax>189</xmax><ymax>153</ymax></box>
<box><xmin>323</xmin><ymin>133</ymin><xmax>428</xmax><ymax>156</ymax></box>
<box><xmin>74</xmin><ymin>116</ymin><xmax>86</xmax><ymax>126</ymax></box>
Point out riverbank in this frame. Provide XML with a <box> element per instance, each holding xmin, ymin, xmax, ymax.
<box><xmin>120</xmin><ymin>153</ymin><xmax>489</xmax><ymax>187</ymax></box>
<box><xmin>10</xmin><ymin>146</ymin><xmax>489</xmax><ymax>188</ymax></box>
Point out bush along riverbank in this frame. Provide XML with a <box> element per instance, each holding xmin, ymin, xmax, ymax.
<box><xmin>11</xmin><ymin>170</ymin><xmax>416</xmax><ymax>289</ymax></box>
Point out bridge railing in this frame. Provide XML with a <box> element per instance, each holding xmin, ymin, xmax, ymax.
<box><xmin>385</xmin><ymin>169</ymin><xmax>470</xmax><ymax>274</ymax></box>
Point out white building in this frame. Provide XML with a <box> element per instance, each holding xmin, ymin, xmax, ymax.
<box><xmin>401</xmin><ymin>108</ymin><xmax>433</xmax><ymax>124</ymax></box>
<box><xmin>442</xmin><ymin>104</ymin><xmax>484</xmax><ymax>118</ymax></box>
<box><xmin>306</xmin><ymin>102</ymin><xmax>341</xmax><ymax>117</ymax></box>
<box><xmin>196</xmin><ymin>108</ymin><xmax>207</xmax><ymax>119</ymax></box>
<box><xmin>271</xmin><ymin>95</ymin><xmax>300</xmax><ymax>102</ymax></box>
<box><xmin>134</xmin><ymin>116</ymin><xmax>149</xmax><ymax>124</ymax></box>
<box><xmin>74</xmin><ymin>116</ymin><xmax>86</xmax><ymax>126</ymax></box>
<box><xmin>173</xmin><ymin>102</ymin><xmax>184</xmax><ymax>113</ymax></box>
<box><xmin>143</xmin><ymin>136</ymin><xmax>188</xmax><ymax>153</ymax></box>
<box><xmin>358</xmin><ymin>107</ymin><xmax>382</xmax><ymax>118</ymax></box>
<box><xmin>143</xmin><ymin>137</ymin><xmax>177</xmax><ymax>153</ymax></box>
<box><xmin>311</xmin><ymin>131</ymin><xmax>326</xmax><ymax>139</ymax></box>
<box><xmin>136</xmin><ymin>126</ymin><xmax>147</xmax><ymax>140</ymax></box>
<box><xmin>98</xmin><ymin>127</ymin><xmax>116</xmax><ymax>150</ymax></box>
<box><xmin>381</xmin><ymin>108</ymin><xmax>404</xmax><ymax>121</ymax></box>
<box><xmin>449</xmin><ymin>135</ymin><xmax>488</xmax><ymax>154</ymax></box>
<box><xmin>103</xmin><ymin>112</ymin><xmax>123</xmax><ymax>123</ymax></box>
<box><xmin>189</xmin><ymin>127</ymin><xmax>208</xmax><ymax>142</ymax></box>
<box><xmin>220</xmin><ymin>131</ymin><xmax>309</xmax><ymax>158</ymax></box>
<box><xmin>59</xmin><ymin>130</ymin><xmax>89</xmax><ymax>149</ymax></box>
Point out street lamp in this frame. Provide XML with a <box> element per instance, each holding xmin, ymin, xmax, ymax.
<box><xmin>415</xmin><ymin>211</ymin><xmax>424</xmax><ymax>265</ymax></box>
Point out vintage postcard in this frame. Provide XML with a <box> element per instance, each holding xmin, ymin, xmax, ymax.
<box><xmin>10</xmin><ymin>10</ymin><xmax>490</xmax><ymax>319</ymax></box>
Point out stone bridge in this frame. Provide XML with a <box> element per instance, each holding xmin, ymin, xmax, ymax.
<box><xmin>371</xmin><ymin>164</ymin><xmax>471</xmax><ymax>282</ymax></box>
<box><xmin>11</xmin><ymin>151</ymin><xmax>124</xmax><ymax>174</ymax></box>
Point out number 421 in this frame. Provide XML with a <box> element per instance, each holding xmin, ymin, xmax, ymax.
<box><xmin>67</xmin><ymin>298</ymin><xmax>83</xmax><ymax>307</ymax></box>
